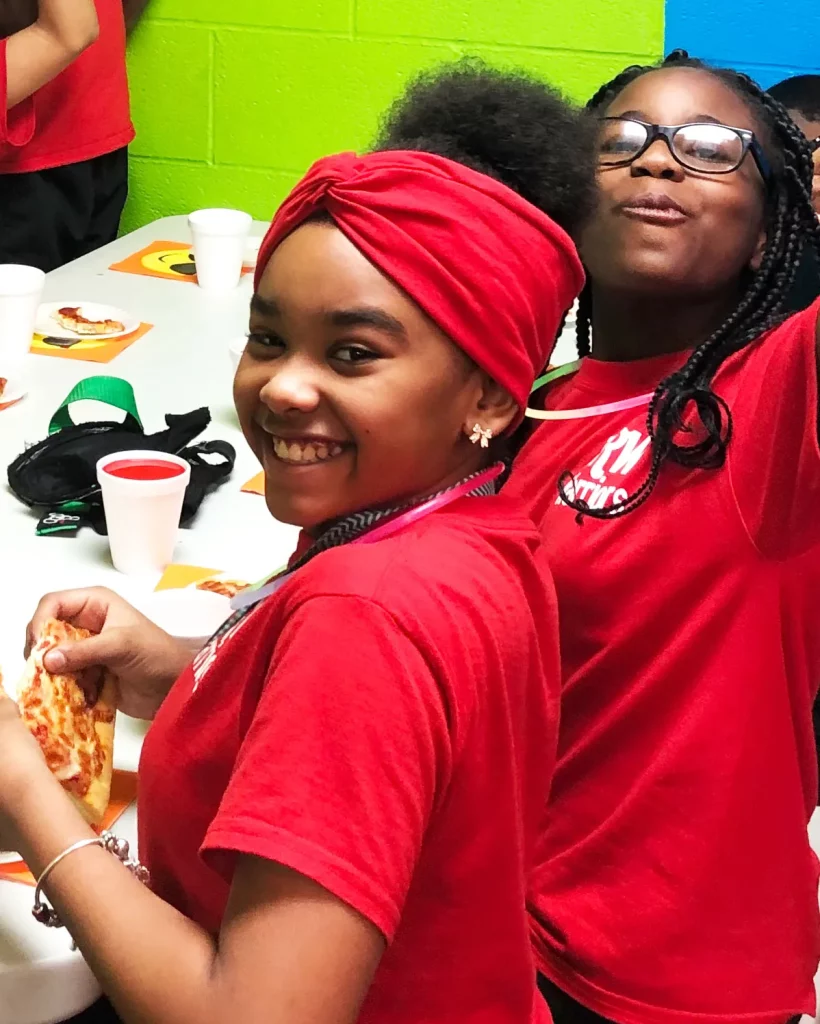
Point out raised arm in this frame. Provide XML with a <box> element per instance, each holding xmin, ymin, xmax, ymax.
<box><xmin>4</xmin><ymin>0</ymin><xmax>98</xmax><ymax>110</ymax></box>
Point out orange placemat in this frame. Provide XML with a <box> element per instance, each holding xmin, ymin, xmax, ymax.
<box><xmin>110</xmin><ymin>240</ymin><xmax>252</xmax><ymax>285</ymax></box>
<box><xmin>155</xmin><ymin>564</ymin><xmax>222</xmax><ymax>591</ymax></box>
<box><xmin>31</xmin><ymin>322</ymin><xmax>153</xmax><ymax>364</ymax></box>
<box><xmin>0</xmin><ymin>769</ymin><xmax>138</xmax><ymax>886</ymax></box>
<box><xmin>241</xmin><ymin>471</ymin><xmax>265</xmax><ymax>495</ymax></box>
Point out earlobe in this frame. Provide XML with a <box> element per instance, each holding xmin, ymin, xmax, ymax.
<box><xmin>749</xmin><ymin>228</ymin><xmax>767</xmax><ymax>272</ymax></box>
<box><xmin>475</xmin><ymin>374</ymin><xmax>518</xmax><ymax>438</ymax></box>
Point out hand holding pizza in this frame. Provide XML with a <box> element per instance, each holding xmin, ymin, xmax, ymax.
<box><xmin>25</xmin><ymin>588</ymin><xmax>195</xmax><ymax>721</ymax></box>
<box><xmin>0</xmin><ymin>688</ymin><xmax>57</xmax><ymax>847</ymax></box>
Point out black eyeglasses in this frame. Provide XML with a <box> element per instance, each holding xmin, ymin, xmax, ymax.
<box><xmin>598</xmin><ymin>117</ymin><xmax>772</xmax><ymax>182</ymax></box>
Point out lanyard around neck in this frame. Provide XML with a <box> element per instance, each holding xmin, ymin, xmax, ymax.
<box><xmin>230</xmin><ymin>461</ymin><xmax>505</xmax><ymax>613</ymax></box>
<box><xmin>526</xmin><ymin>360</ymin><xmax>653</xmax><ymax>422</ymax></box>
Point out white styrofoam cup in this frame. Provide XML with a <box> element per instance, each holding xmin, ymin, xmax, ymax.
<box><xmin>188</xmin><ymin>208</ymin><xmax>252</xmax><ymax>293</ymax></box>
<box><xmin>97</xmin><ymin>450</ymin><xmax>191</xmax><ymax>577</ymax></box>
<box><xmin>0</xmin><ymin>264</ymin><xmax>45</xmax><ymax>377</ymax></box>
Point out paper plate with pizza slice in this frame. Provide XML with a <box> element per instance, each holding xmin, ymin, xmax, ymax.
<box><xmin>188</xmin><ymin>573</ymin><xmax>252</xmax><ymax>600</ymax></box>
<box><xmin>35</xmin><ymin>301</ymin><xmax>140</xmax><ymax>342</ymax></box>
<box><xmin>0</xmin><ymin>376</ymin><xmax>25</xmax><ymax>411</ymax></box>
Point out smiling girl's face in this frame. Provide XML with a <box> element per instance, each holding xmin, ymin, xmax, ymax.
<box><xmin>581</xmin><ymin>66</ymin><xmax>770</xmax><ymax>298</ymax></box>
<box><xmin>233</xmin><ymin>219</ymin><xmax>516</xmax><ymax>530</ymax></box>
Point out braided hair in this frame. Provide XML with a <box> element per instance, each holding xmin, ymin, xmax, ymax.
<box><xmin>560</xmin><ymin>49</ymin><xmax>820</xmax><ymax>520</ymax></box>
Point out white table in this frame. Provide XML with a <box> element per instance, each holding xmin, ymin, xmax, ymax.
<box><xmin>0</xmin><ymin>216</ymin><xmax>299</xmax><ymax>1024</ymax></box>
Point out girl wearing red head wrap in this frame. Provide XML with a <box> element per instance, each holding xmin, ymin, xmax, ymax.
<box><xmin>0</xmin><ymin>63</ymin><xmax>595</xmax><ymax>1024</ymax></box>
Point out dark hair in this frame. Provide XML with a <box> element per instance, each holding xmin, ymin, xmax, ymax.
<box><xmin>768</xmin><ymin>75</ymin><xmax>820</xmax><ymax>122</ymax></box>
<box><xmin>562</xmin><ymin>49</ymin><xmax>820</xmax><ymax>520</ymax></box>
<box><xmin>372</xmin><ymin>58</ymin><xmax>598</xmax><ymax>238</ymax></box>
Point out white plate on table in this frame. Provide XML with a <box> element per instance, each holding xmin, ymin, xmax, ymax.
<box><xmin>133</xmin><ymin>588</ymin><xmax>233</xmax><ymax>643</ymax></box>
<box><xmin>0</xmin><ymin>379</ymin><xmax>26</xmax><ymax>410</ymax></box>
<box><xmin>0</xmin><ymin>851</ymin><xmax>20</xmax><ymax>865</ymax></box>
<box><xmin>35</xmin><ymin>302</ymin><xmax>140</xmax><ymax>341</ymax></box>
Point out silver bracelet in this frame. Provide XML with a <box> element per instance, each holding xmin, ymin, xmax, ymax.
<box><xmin>33</xmin><ymin>831</ymin><xmax>150</xmax><ymax>930</ymax></box>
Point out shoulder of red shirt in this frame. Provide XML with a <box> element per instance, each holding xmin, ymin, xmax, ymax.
<box><xmin>544</xmin><ymin>296</ymin><xmax>820</xmax><ymax>407</ymax></box>
<box><xmin>280</xmin><ymin>493</ymin><xmax>541</xmax><ymax>610</ymax></box>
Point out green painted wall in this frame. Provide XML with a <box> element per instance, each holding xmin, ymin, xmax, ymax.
<box><xmin>123</xmin><ymin>0</ymin><xmax>664</xmax><ymax>232</ymax></box>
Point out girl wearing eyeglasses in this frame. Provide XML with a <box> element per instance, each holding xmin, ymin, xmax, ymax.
<box><xmin>501</xmin><ymin>49</ymin><xmax>820</xmax><ymax>1024</ymax></box>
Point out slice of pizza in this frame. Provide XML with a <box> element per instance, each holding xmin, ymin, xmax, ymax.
<box><xmin>18</xmin><ymin>620</ymin><xmax>116</xmax><ymax>826</ymax></box>
<box><xmin>52</xmin><ymin>306</ymin><xmax>125</xmax><ymax>335</ymax></box>
<box><xmin>0</xmin><ymin>377</ymin><xmax>6</xmax><ymax>399</ymax></box>
<box><xmin>195</xmin><ymin>577</ymin><xmax>250</xmax><ymax>599</ymax></box>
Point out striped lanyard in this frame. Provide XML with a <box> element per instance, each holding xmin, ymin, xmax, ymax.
<box><xmin>230</xmin><ymin>461</ymin><xmax>505</xmax><ymax>614</ymax></box>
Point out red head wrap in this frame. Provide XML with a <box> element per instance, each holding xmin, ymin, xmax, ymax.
<box><xmin>255</xmin><ymin>151</ymin><xmax>584</xmax><ymax>413</ymax></box>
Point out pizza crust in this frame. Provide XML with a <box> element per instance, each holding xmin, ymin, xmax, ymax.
<box><xmin>17</xmin><ymin>620</ymin><xmax>116</xmax><ymax>826</ymax></box>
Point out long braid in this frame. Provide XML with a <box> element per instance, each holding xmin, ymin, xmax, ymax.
<box><xmin>559</xmin><ymin>51</ymin><xmax>820</xmax><ymax>520</ymax></box>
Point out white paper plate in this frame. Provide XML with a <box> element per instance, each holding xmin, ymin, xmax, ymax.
<box><xmin>0</xmin><ymin>379</ymin><xmax>26</xmax><ymax>410</ymax></box>
<box><xmin>0</xmin><ymin>851</ymin><xmax>20</xmax><ymax>865</ymax></box>
<box><xmin>35</xmin><ymin>302</ymin><xmax>140</xmax><ymax>341</ymax></box>
<box><xmin>133</xmin><ymin>589</ymin><xmax>232</xmax><ymax>642</ymax></box>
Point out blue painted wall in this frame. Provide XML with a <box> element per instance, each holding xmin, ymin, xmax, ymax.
<box><xmin>664</xmin><ymin>0</ymin><xmax>819</xmax><ymax>89</ymax></box>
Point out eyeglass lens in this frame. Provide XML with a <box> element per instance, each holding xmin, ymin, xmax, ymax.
<box><xmin>599</xmin><ymin>120</ymin><xmax>746</xmax><ymax>173</ymax></box>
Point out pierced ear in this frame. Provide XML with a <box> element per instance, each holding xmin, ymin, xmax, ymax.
<box><xmin>469</xmin><ymin>374</ymin><xmax>518</xmax><ymax>439</ymax></box>
<box><xmin>749</xmin><ymin>226</ymin><xmax>767</xmax><ymax>272</ymax></box>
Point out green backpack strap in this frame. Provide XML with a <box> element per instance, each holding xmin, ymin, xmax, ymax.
<box><xmin>48</xmin><ymin>376</ymin><xmax>143</xmax><ymax>435</ymax></box>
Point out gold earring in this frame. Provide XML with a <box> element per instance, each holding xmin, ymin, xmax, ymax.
<box><xmin>468</xmin><ymin>423</ymin><xmax>493</xmax><ymax>448</ymax></box>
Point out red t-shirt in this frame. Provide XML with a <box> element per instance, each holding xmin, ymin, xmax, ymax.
<box><xmin>138</xmin><ymin>496</ymin><xmax>558</xmax><ymax>1024</ymax></box>
<box><xmin>506</xmin><ymin>299</ymin><xmax>820</xmax><ymax>1024</ymax></box>
<box><xmin>0</xmin><ymin>0</ymin><xmax>133</xmax><ymax>173</ymax></box>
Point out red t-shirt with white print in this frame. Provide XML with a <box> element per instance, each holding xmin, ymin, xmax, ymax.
<box><xmin>506</xmin><ymin>299</ymin><xmax>820</xmax><ymax>1024</ymax></box>
<box><xmin>138</xmin><ymin>496</ymin><xmax>557</xmax><ymax>1024</ymax></box>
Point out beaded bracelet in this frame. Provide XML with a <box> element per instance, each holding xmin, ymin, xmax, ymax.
<box><xmin>33</xmin><ymin>830</ymin><xmax>150</xmax><ymax>929</ymax></box>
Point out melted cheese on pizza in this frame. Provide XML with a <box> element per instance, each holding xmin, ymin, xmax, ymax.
<box><xmin>18</xmin><ymin>621</ymin><xmax>116</xmax><ymax>823</ymax></box>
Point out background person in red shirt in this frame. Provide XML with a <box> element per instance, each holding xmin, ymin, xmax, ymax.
<box><xmin>505</xmin><ymin>49</ymin><xmax>820</xmax><ymax>1024</ymax></box>
<box><xmin>0</xmin><ymin>0</ymin><xmax>151</xmax><ymax>272</ymax></box>
<box><xmin>0</xmin><ymin>0</ymin><xmax>98</xmax><ymax>115</ymax></box>
<box><xmin>0</xmin><ymin>63</ymin><xmax>594</xmax><ymax>1024</ymax></box>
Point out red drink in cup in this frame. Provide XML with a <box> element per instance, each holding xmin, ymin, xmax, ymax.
<box><xmin>97</xmin><ymin>451</ymin><xmax>191</xmax><ymax>577</ymax></box>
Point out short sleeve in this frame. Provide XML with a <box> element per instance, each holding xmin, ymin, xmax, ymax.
<box><xmin>728</xmin><ymin>299</ymin><xmax>820</xmax><ymax>558</ymax></box>
<box><xmin>200</xmin><ymin>594</ymin><xmax>452</xmax><ymax>941</ymax></box>
<box><xmin>0</xmin><ymin>38</ymin><xmax>36</xmax><ymax>147</ymax></box>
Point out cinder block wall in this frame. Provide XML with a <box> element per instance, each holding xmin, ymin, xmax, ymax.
<box><xmin>123</xmin><ymin>0</ymin><xmax>663</xmax><ymax>231</ymax></box>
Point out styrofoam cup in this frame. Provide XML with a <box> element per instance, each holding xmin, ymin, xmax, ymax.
<box><xmin>189</xmin><ymin>208</ymin><xmax>252</xmax><ymax>293</ymax></box>
<box><xmin>0</xmin><ymin>264</ymin><xmax>45</xmax><ymax>377</ymax></box>
<box><xmin>97</xmin><ymin>451</ymin><xmax>191</xmax><ymax>577</ymax></box>
<box><xmin>228</xmin><ymin>334</ymin><xmax>247</xmax><ymax>373</ymax></box>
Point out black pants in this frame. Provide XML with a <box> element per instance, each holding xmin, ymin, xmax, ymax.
<box><xmin>538</xmin><ymin>974</ymin><xmax>802</xmax><ymax>1024</ymax></box>
<box><xmin>0</xmin><ymin>147</ymin><xmax>128</xmax><ymax>273</ymax></box>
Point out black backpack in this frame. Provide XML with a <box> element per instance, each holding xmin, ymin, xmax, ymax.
<box><xmin>7</xmin><ymin>376</ymin><xmax>236</xmax><ymax>535</ymax></box>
